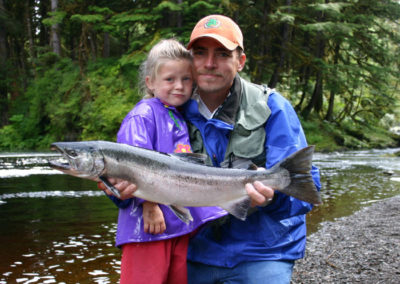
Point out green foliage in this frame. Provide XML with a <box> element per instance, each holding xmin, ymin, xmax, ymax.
<box><xmin>154</xmin><ymin>1</ymin><xmax>183</xmax><ymax>12</ymax></box>
<box><xmin>301</xmin><ymin>116</ymin><xmax>399</xmax><ymax>152</ymax></box>
<box><xmin>1</xmin><ymin>0</ymin><xmax>399</xmax><ymax>151</ymax></box>
<box><xmin>42</xmin><ymin>11</ymin><xmax>67</xmax><ymax>26</ymax></box>
<box><xmin>0</xmin><ymin>58</ymin><xmax>141</xmax><ymax>150</ymax></box>
<box><xmin>79</xmin><ymin>60</ymin><xmax>141</xmax><ymax>140</ymax></box>
<box><xmin>70</xmin><ymin>14</ymin><xmax>104</xmax><ymax>23</ymax></box>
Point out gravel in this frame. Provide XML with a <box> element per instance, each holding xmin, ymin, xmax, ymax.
<box><xmin>292</xmin><ymin>195</ymin><xmax>400</xmax><ymax>284</ymax></box>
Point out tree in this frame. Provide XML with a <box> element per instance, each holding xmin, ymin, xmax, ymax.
<box><xmin>50</xmin><ymin>0</ymin><xmax>61</xmax><ymax>56</ymax></box>
<box><xmin>0</xmin><ymin>0</ymin><xmax>399</xmax><ymax>150</ymax></box>
<box><xmin>0</xmin><ymin>0</ymin><xmax>8</xmax><ymax>125</ymax></box>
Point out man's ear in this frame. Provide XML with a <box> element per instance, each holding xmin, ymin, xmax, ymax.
<box><xmin>238</xmin><ymin>53</ymin><xmax>246</xmax><ymax>72</ymax></box>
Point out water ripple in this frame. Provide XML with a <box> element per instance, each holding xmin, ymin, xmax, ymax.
<box><xmin>0</xmin><ymin>190</ymin><xmax>104</xmax><ymax>199</ymax></box>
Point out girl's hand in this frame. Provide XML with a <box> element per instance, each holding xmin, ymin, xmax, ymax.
<box><xmin>142</xmin><ymin>202</ymin><xmax>166</xmax><ymax>234</ymax></box>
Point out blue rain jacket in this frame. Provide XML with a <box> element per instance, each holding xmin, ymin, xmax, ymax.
<box><xmin>183</xmin><ymin>76</ymin><xmax>321</xmax><ymax>268</ymax></box>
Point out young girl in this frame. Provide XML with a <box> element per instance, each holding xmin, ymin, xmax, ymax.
<box><xmin>112</xmin><ymin>39</ymin><xmax>226</xmax><ymax>284</ymax></box>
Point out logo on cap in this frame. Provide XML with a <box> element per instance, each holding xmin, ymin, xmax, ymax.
<box><xmin>204</xmin><ymin>18</ymin><xmax>220</xmax><ymax>29</ymax></box>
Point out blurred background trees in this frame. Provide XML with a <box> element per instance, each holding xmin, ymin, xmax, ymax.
<box><xmin>0</xmin><ymin>0</ymin><xmax>399</xmax><ymax>150</ymax></box>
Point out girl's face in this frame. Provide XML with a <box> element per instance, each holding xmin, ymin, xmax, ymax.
<box><xmin>146</xmin><ymin>59</ymin><xmax>193</xmax><ymax>107</ymax></box>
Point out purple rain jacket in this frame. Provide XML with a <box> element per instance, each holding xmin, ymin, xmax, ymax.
<box><xmin>110</xmin><ymin>97</ymin><xmax>227</xmax><ymax>246</ymax></box>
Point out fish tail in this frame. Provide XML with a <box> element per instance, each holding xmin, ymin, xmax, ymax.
<box><xmin>278</xmin><ymin>146</ymin><xmax>322</xmax><ymax>205</ymax></box>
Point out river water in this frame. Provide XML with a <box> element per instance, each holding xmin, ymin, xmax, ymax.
<box><xmin>0</xmin><ymin>148</ymin><xmax>399</xmax><ymax>283</ymax></box>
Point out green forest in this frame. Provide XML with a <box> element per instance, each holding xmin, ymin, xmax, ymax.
<box><xmin>1</xmin><ymin>0</ymin><xmax>399</xmax><ymax>152</ymax></box>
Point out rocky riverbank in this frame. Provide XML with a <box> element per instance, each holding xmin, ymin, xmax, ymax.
<box><xmin>292</xmin><ymin>195</ymin><xmax>400</xmax><ymax>284</ymax></box>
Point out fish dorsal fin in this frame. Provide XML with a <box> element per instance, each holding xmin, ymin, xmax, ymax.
<box><xmin>170</xmin><ymin>153</ymin><xmax>208</xmax><ymax>165</ymax></box>
<box><xmin>221</xmin><ymin>157</ymin><xmax>258</xmax><ymax>170</ymax></box>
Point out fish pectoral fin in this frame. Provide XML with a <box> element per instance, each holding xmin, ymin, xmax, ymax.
<box><xmin>168</xmin><ymin>205</ymin><xmax>193</xmax><ymax>224</ymax></box>
<box><xmin>99</xmin><ymin>176</ymin><xmax>121</xmax><ymax>198</ymax></box>
<box><xmin>220</xmin><ymin>196</ymin><xmax>251</xmax><ymax>221</ymax></box>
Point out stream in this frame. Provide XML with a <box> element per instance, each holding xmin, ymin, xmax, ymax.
<box><xmin>1</xmin><ymin>148</ymin><xmax>399</xmax><ymax>283</ymax></box>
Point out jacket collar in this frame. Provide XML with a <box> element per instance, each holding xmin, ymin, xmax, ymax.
<box><xmin>212</xmin><ymin>74</ymin><xmax>242</xmax><ymax>125</ymax></box>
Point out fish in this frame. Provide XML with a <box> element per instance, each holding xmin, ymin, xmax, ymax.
<box><xmin>49</xmin><ymin>141</ymin><xmax>322</xmax><ymax>223</ymax></box>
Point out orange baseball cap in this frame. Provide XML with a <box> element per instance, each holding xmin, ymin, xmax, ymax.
<box><xmin>187</xmin><ymin>15</ymin><xmax>244</xmax><ymax>51</ymax></box>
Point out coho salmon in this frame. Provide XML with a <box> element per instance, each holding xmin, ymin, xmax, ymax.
<box><xmin>49</xmin><ymin>141</ymin><xmax>321</xmax><ymax>223</ymax></box>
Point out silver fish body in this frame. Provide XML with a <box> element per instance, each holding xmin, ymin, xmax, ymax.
<box><xmin>49</xmin><ymin>141</ymin><xmax>321</xmax><ymax>223</ymax></box>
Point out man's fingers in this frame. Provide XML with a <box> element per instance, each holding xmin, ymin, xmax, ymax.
<box><xmin>253</xmin><ymin>181</ymin><xmax>274</xmax><ymax>199</ymax></box>
<box><xmin>117</xmin><ymin>182</ymin><xmax>138</xmax><ymax>199</ymax></box>
<box><xmin>245</xmin><ymin>183</ymin><xmax>263</xmax><ymax>207</ymax></box>
<box><xmin>245</xmin><ymin>181</ymin><xmax>274</xmax><ymax>207</ymax></box>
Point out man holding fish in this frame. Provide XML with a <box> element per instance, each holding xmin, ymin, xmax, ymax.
<box><xmin>100</xmin><ymin>14</ymin><xmax>321</xmax><ymax>284</ymax></box>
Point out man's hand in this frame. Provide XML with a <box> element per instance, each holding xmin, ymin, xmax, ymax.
<box><xmin>142</xmin><ymin>201</ymin><xmax>166</xmax><ymax>234</ymax></box>
<box><xmin>97</xmin><ymin>178</ymin><xmax>137</xmax><ymax>200</ymax></box>
<box><xmin>245</xmin><ymin>181</ymin><xmax>274</xmax><ymax>207</ymax></box>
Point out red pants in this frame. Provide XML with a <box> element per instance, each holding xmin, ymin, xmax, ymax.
<box><xmin>120</xmin><ymin>234</ymin><xmax>189</xmax><ymax>284</ymax></box>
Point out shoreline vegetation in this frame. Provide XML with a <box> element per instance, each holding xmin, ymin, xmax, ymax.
<box><xmin>302</xmin><ymin>117</ymin><xmax>400</xmax><ymax>153</ymax></box>
<box><xmin>1</xmin><ymin>1</ymin><xmax>399</xmax><ymax>152</ymax></box>
<box><xmin>1</xmin><ymin>110</ymin><xmax>399</xmax><ymax>153</ymax></box>
<box><xmin>292</xmin><ymin>195</ymin><xmax>400</xmax><ymax>284</ymax></box>
<box><xmin>0</xmin><ymin>57</ymin><xmax>398</xmax><ymax>153</ymax></box>
<box><xmin>0</xmin><ymin>115</ymin><xmax>399</xmax><ymax>153</ymax></box>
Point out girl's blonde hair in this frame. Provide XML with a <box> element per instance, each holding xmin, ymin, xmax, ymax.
<box><xmin>139</xmin><ymin>39</ymin><xmax>193</xmax><ymax>99</ymax></box>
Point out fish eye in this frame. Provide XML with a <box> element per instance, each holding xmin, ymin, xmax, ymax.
<box><xmin>67</xmin><ymin>149</ymin><xmax>78</xmax><ymax>157</ymax></box>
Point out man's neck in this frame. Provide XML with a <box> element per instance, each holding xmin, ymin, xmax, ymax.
<box><xmin>199</xmin><ymin>90</ymin><xmax>229</xmax><ymax>113</ymax></box>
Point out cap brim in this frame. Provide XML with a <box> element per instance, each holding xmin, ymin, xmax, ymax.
<box><xmin>187</xmin><ymin>34</ymin><xmax>239</xmax><ymax>51</ymax></box>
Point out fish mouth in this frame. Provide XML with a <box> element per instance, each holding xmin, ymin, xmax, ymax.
<box><xmin>48</xmin><ymin>159</ymin><xmax>71</xmax><ymax>171</ymax></box>
<box><xmin>48</xmin><ymin>145</ymin><xmax>72</xmax><ymax>171</ymax></box>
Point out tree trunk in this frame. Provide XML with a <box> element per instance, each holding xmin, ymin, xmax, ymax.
<box><xmin>103</xmin><ymin>32</ymin><xmax>110</xmax><ymax>58</ymax></box>
<box><xmin>301</xmin><ymin>32</ymin><xmax>325</xmax><ymax>119</ymax></box>
<box><xmin>325</xmin><ymin>42</ymin><xmax>341</xmax><ymax>121</ymax></box>
<box><xmin>50</xmin><ymin>0</ymin><xmax>61</xmax><ymax>56</ymax></box>
<box><xmin>38</xmin><ymin>0</ymin><xmax>49</xmax><ymax>47</ymax></box>
<box><xmin>301</xmin><ymin>0</ymin><xmax>327</xmax><ymax>119</ymax></box>
<box><xmin>0</xmin><ymin>0</ymin><xmax>8</xmax><ymax>126</ymax></box>
<box><xmin>0</xmin><ymin>0</ymin><xmax>6</xmax><ymax>66</ymax></box>
<box><xmin>251</xmin><ymin>0</ymin><xmax>271</xmax><ymax>84</ymax></box>
<box><xmin>295</xmin><ymin>65</ymin><xmax>311</xmax><ymax>111</ymax></box>
<box><xmin>89</xmin><ymin>31</ymin><xmax>97</xmax><ymax>60</ymax></box>
<box><xmin>176</xmin><ymin>0</ymin><xmax>182</xmax><ymax>29</ymax></box>
<box><xmin>25</xmin><ymin>1</ymin><xmax>37</xmax><ymax>77</ymax></box>
<box><xmin>269</xmin><ymin>0</ymin><xmax>292</xmax><ymax>88</ymax></box>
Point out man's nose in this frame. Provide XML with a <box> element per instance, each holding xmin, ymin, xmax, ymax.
<box><xmin>205</xmin><ymin>53</ymin><xmax>217</xmax><ymax>68</ymax></box>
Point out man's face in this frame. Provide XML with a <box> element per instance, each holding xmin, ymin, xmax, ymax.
<box><xmin>191</xmin><ymin>38</ymin><xmax>246</xmax><ymax>96</ymax></box>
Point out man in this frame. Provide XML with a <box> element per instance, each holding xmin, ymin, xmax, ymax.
<box><xmin>102</xmin><ymin>15</ymin><xmax>320</xmax><ymax>284</ymax></box>
<box><xmin>183</xmin><ymin>15</ymin><xmax>320</xmax><ymax>284</ymax></box>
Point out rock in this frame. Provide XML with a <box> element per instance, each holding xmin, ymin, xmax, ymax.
<box><xmin>292</xmin><ymin>195</ymin><xmax>400</xmax><ymax>284</ymax></box>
